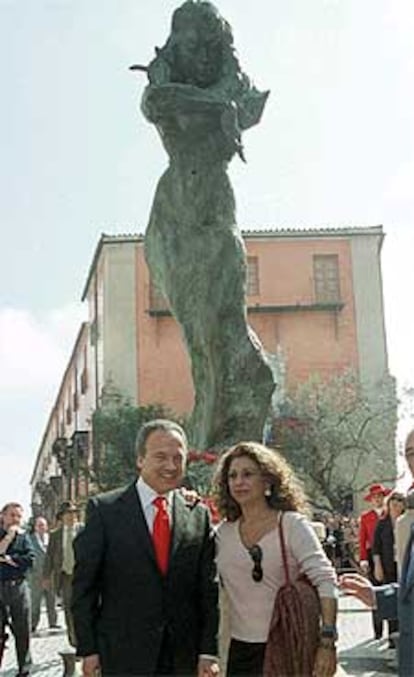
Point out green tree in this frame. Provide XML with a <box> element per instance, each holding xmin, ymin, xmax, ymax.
<box><xmin>92</xmin><ymin>399</ymin><xmax>176</xmax><ymax>491</ymax></box>
<box><xmin>91</xmin><ymin>393</ymin><xmax>216</xmax><ymax>494</ymax></box>
<box><xmin>273</xmin><ymin>370</ymin><xmax>398</xmax><ymax>512</ymax></box>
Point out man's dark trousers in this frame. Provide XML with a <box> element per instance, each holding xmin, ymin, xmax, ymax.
<box><xmin>0</xmin><ymin>579</ymin><xmax>32</xmax><ymax>673</ymax></box>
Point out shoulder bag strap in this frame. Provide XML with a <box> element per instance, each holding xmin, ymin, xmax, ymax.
<box><xmin>278</xmin><ymin>512</ymin><xmax>291</xmax><ymax>585</ymax></box>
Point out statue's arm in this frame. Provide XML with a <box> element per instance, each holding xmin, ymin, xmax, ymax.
<box><xmin>141</xmin><ymin>83</ymin><xmax>231</xmax><ymax>123</ymax></box>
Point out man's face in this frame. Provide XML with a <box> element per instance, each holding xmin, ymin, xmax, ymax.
<box><xmin>405</xmin><ymin>431</ymin><xmax>414</xmax><ymax>477</ymax></box>
<box><xmin>137</xmin><ymin>429</ymin><xmax>187</xmax><ymax>494</ymax></box>
<box><xmin>3</xmin><ymin>505</ymin><xmax>23</xmax><ymax>529</ymax></box>
<box><xmin>35</xmin><ymin>517</ymin><xmax>48</xmax><ymax>535</ymax></box>
<box><xmin>62</xmin><ymin>511</ymin><xmax>77</xmax><ymax>527</ymax></box>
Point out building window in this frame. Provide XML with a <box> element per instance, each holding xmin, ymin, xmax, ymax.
<box><xmin>313</xmin><ymin>254</ymin><xmax>340</xmax><ymax>303</ymax></box>
<box><xmin>80</xmin><ymin>368</ymin><xmax>88</xmax><ymax>394</ymax></box>
<box><xmin>247</xmin><ymin>257</ymin><xmax>259</xmax><ymax>296</ymax></box>
<box><xmin>80</xmin><ymin>346</ymin><xmax>88</xmax><ymax>395</ymax></box>
<box><xmin>149</xmin><ymin>279</ymin><xmax>169</xmax><ymax>312</ymax></box>
<box><xmin>66</xmin><ymin>388</ymin><xmax>72</xmax><ymax>424</ymax></box>
<box><xmin>90</xmin><ymin>319</ymin><xmax>98</xmax><ymax>346</ymax></box>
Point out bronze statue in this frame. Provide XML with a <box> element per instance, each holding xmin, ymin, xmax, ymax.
<box><xmin>136</xmin><ymin>0</ymin><xmax>275</xmax><ymax>449</ymax></box>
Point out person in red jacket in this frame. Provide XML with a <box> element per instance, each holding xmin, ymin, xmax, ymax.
<box><xmin>359</xmin><ymin>483</ymin><xmax>391</xmax><ymax>639</ymax></box>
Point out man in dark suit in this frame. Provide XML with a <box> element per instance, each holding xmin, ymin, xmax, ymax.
<box><xmin>72</xmin><ymin>419</ymin><xmax>219</xmax><ymax>677</ymax></box>
<box><xmin>0</xmin><ymin>502</ymin><xmax>35</xmax><ymax>676</ymax></box>
<box><xmin>341</xmin><ymin>429</ymin><xmax>414</xmax><ymax>676</ymax></box>
<box><xmin>43</xmin><ymin>501</ymin><xmax>82</xmax><ymax>647</ymax></box>
<box><xmin>28</xmin><ymin>516</ymin><xmax>58</xmax><ymax>633</ymax></box>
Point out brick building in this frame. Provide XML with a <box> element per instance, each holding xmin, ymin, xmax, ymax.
<box><xmin>30</xmin><ymin>225</ymin><xmax>390</xmax><ymax>515</ymax></box>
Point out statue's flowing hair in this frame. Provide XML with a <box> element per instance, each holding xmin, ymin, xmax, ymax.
<box><xmin>148</xmin><ymin>0</ymin><xmax>268</xmax><ymax>131</ymax></box>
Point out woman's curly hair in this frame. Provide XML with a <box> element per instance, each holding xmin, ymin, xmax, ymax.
<box><xmin>212</xmin><ymin>441</ymin><xmax>309</xmax><ymax>521</ymax></box>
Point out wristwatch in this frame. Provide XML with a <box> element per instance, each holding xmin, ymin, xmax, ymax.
<box><xmin>320</xmin><ymin>624</ymin><xmax>338</xmax><ymax>641</ymax></box>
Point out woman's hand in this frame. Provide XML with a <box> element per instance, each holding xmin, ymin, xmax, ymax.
<box><xmin>374</xmin><ymin>562</ymin><xmax>384</xmax><ymax>583</ymax></box>
<box><xmin>313</xmin><ymin>643</ymin><xmax>337</xmax><ymax>677</ymax></box>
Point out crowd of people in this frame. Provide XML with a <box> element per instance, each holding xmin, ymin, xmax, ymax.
<box><xmin>0</xmin><ymin>500</ymin><xmax>83</xmax><ymax>675</ymax></box>
<box><xmin>311</xmin><ymin>512</ymin><xmax>360</xmax><ymax>572</ymax></box>
<box><xmin>1</xmin><ymin>419</ymin><xmax>414</xmax><ymax>676</ymax></box>
<box><xmin>341</xmin><ymin>431</ymin><xmax>414</xmax><ymax>677</ymax></box>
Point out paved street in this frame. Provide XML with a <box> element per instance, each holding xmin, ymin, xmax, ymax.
<box><xmin>1</xmin><ymin>596</ymin><xmax>398</xmax><ymax>676</ymax></box>
<box><xmin>336</xmin><ymin>595</ymin><xmax>397</xmax><ymax>676</ymax></box>
<box><xmin>1</xmin><ymin>608</ymin><xmax>73</xmax><ymax>677</ymax></box>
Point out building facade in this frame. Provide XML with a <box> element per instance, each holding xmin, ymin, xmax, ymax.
<box><xmin>31</xmin><ymin>226</ymin><xmax>390</xmax><ymax>514</ymax></box>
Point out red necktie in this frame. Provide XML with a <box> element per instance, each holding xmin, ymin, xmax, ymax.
<box><xmin>152</xmin><ymin>496</ymin><xmax>171</xmax><ymax>575</ymax></box>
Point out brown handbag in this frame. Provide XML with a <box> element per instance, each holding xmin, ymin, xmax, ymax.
<box><xmin>263</xmin><ymin>513</ymin><xmax>321</xmax><ymax>676</ymax></box>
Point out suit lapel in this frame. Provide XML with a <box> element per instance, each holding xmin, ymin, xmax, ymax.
<box><xmin>170</xmin><ymin>491</ymin><xmax>189</xmax><ymax>561</ymax></box>
<box><xmin>401</xmin><ymin>525</ymin><xmax>414</xmax><ymax>597</ymax></box>
<box><xmin>119</xmin><ymin>483</ymin><xmax>158</xmax><ymax>569</ymax></box>
<box><xmin>56</xmin><ymin>528</ymin><xmax>64</xmax><ymax>570</ymax></box>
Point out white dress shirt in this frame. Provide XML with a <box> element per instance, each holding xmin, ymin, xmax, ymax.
<box><xmin>135</xmin><ymin>477</ymin><xmax>217</xmax><ymax>664</ymax></box>
<box><xmin>36</xmin><ymin>532</ymin><xmax>48</xmax><ymax>551</ymax></box>
<box><xmin>136</xmin><ymin>477</ymin><xmax>173</xmax><ymax>534</ymax></box>
<box><xmin>62</xmin><ymin>525</ymin><xmax>75</xmax><ymax>575</ymax></box>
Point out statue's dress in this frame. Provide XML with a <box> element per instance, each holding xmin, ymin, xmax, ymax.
<box><xmin>143</xmin><ymin>83</ymin><xmax>274</xmax><ymax>448</ymax></box>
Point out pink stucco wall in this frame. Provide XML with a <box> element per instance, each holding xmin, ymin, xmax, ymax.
<box><xmin>135</xmin><ymin>236</ymin><xmax>359</xmax><ymax>415</ymax></box>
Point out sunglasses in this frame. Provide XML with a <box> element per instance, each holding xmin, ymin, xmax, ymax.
<box><xmin>248</xmin><ymin>544</ymin><xmax>263</xmax><ymax>582</ymax></box>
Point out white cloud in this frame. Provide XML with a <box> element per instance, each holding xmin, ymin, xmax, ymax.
<box><xmin>0</xmin><ymin>302</ymin><xmax>87</xmax><ymax>513</ymax></box>
<box><xmin>0</xmin><ymin>303</ymin><xmax>86</xmax><ymax>392</ymax></box>
<box><xmin>0</xmin><ymin>448</ymin><xmax>33</xmax><ymax>514</ymax></box>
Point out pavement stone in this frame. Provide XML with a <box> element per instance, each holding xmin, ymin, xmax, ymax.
<box><xmin>0</xmin><ymin>597</ymin><xmax>398</xmax><ymax>676</ymax></box>
<box><xmin>0</xmin><ymin>608</ymin><xmax>80</xmax><ymax>676</ymax></box>
<box><xmin>337</xmin><ymin>594</ymin><xmax>398</xmax><ymax>676</ymax></box>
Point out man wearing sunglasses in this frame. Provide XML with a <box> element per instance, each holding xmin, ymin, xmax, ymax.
<box><xmin>341</xmin><ymin>429</ymin><xmax>414</xmax><ymax>676</ymax></box>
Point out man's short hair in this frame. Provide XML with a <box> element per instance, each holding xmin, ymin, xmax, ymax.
<box><xmin>1</xmin><ymin>502</ymin><xmax>23</xmax><ymax>514</ymax></box>
<box><xmin>135</xmin><ymin>419</ymin><xmax>188</xmax><ymax>458</ymax></box>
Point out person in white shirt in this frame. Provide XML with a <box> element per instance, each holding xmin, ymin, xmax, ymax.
<box><xmin>29</xmin><ymin>516</ymin><xmax>58</xmax><ymax>633</ymax></box>
<box><xmin>213</xmin><ymin>441</ymin><xmax>337</xmax><ymax>677</ymax></box>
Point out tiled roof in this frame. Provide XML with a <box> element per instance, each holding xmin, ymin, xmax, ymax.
<box><xmin>81</xmin><ymin>225</ymin><xmax>384</xmax><ymax>300</ymax></box>
<box><xmin>81</xmin><ymin>233</ymin><xmax>145</xmax><ymax>300</ymax></box>
<box><xmin>242</xmin><ymin>225</ymin><xmax>383</xmax><ymax>237</ymax></box>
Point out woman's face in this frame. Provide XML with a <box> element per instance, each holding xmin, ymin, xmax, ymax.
<box><xmin>173</xmin><ymin>26</ymin><xmax>223</xmax><ymax>87</ymax></box>
<box><xmin>227</xmin><ymin>455</ymin><xmax>268</xmax><ymax>508</ymax></box>
<box><xmin>388</xmin><ymin>496</ymin><xmax>405</xmax><ymax>519</ymax></box>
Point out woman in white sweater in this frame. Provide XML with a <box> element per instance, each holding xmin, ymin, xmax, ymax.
<box><xmin>213</xmin><ymin>442</ymin><xmax>337</xmax><ymax>676</ymax></box>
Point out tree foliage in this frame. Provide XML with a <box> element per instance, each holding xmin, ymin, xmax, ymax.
<box><xmin>185</xmin><ymin>451</ymin><xmax>217</xmax><ymax>495</ymax></box>
<box><xmin>91</xmin><ymin>394</ymin><xmax>215</xmax><ymax>494</ymax></box>
<box><xmin>272</xmin><ymin>370</ymin><xmax>398</xmax><ymax>512</ymax></box>
<box><xmin>92</xmin><ymin>399</ymin><xmax>177</xmax><ymax>491</ymax></box>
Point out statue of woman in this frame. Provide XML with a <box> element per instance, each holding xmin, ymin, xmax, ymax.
<box><xmin>140</xmin><ymin>0</ymin><xmax>275</xmax><ymax>449</ymax></box>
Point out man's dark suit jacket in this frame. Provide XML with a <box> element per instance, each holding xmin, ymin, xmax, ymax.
<box><xmin>43</xmin><ymin>527</ymin><xmax>63</xmax><ymax>591</ymax></box>
<box><xmin>374</xmin><ymin>523</ymin><xmax>414</xmax><ymax>676</ymax></box>
<box><xmin>71</xmin><ymin>483</ymin><xmax>219</xmax><ymax>676</ymax></box>
<box><xmin>44</xmin><ymin>523</ymin><xmax>82</xmax><ymax>591</ymax></box>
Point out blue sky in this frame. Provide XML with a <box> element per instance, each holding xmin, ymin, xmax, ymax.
<box><xmin>1</xmin><ymin>0</ymin><xmax>413</xmax><ymax>512</ymax></box>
